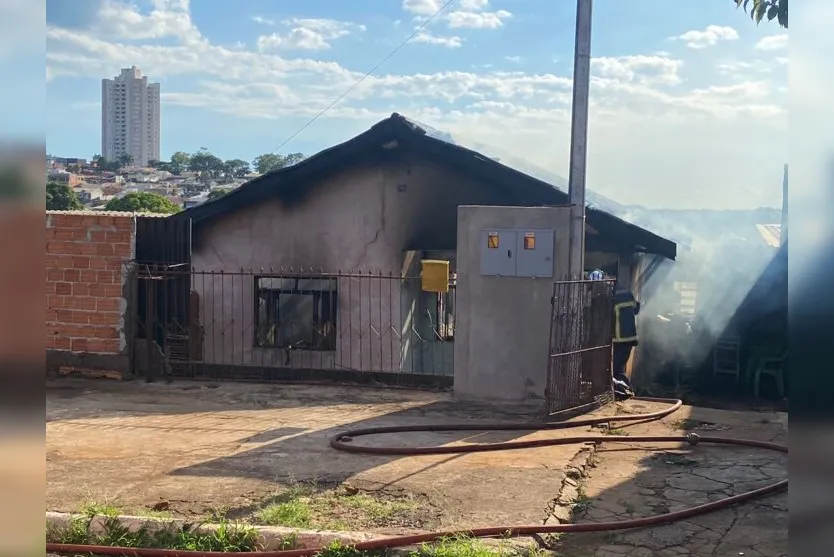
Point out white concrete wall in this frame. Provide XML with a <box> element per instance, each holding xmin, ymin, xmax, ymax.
<box><xmin>454</xmin><ymin>205</ymin><xmax>571</xmax><ymax>401</ymax></box>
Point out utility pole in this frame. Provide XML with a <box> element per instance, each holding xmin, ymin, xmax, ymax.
<box><xmin>567</xmin><ymin>0</ymin><xmax>593</xmax><ymax>280</ymax></box>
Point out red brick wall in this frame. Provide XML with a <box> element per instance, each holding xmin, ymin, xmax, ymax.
<box><xmin>45</xmin><ymin>211</ymin><xmax>135</xmax><ymax>357</ymax></box>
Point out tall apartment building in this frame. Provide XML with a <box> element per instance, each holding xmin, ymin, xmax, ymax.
<box><xmin>101</xmin><ymin>66</ymin><xmax>160</xmax><ymax>167</ymax></box>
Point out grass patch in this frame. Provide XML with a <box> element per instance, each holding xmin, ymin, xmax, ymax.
<box><xmin>671</xmin><ymin>418</ymin><xmax>701</xmax><ymax>431</ymax></box>
<box><xmin>413</xmin><ymin>535</ymin><xmax>545</xmax><ymax>557</ymax></box>
<box><xmin>605</xmin><ymin>428</ymin><xmax>629</xmax><ymax>436</ymax></box>
<box><xmin>48</xmin><ymin>514</ymin><xmax>261</xmax><ymax>552</ymax></box>
<box><xmin>254</xmin><ymin>483</ymin><xmax>423</xmax><ymax>530</ymax></box>
<box><xmin>571</xmin><ymin>487</ymin><xmax>592</xmax><ymax>518</ymax></box>
<box><xmin>79</xmin><ymin>501</ymin><xmax>121</xmax><ymax>517</ymax></box>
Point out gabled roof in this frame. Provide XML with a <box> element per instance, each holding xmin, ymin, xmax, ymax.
<box><xmin>177</xmin><ymin>113</ymin><xmax>676</xmax><ymax>260</ymax></box>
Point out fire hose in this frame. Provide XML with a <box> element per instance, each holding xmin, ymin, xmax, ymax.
<box><xmin>47</xmin><ymin>397</ymin><xmax>788</xmax><ymax>557</ymax></box>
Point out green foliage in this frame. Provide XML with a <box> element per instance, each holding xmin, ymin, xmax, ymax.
<box><xmin>734</xmin><ymin>0</ymin><xmax>788</xmax><ymax>28</ymax></box>
<box><xmin>48</xmin><ymin>515</ymin><xmax>260</xmax><ymax>552</ymax></box>
<box><xmin>104</xmin><ymin>192</ymin><xmax>180</xmax><ymax>214</ymax></box>
<box><xmin>252</xmin><ymin>152</ymin><xmax>305</xmax><ymax>174</ymax></box>
<box><xmin>189</xmin><ymin>148</ymin><xmax>225</xmax><ymax>183</ymax></box>
<box><xmin>224</xmin><ymin>158</ymin><xmax>251</xmax><ymax>179</ymax></box>
<box><xmin>46</xmin><ymin>181</ymin><xmax>83</xmax><ymax>210</ymax></box>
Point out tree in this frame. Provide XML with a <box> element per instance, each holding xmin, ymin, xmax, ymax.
<box><xmin>189</xmin><ymin>148</ymin><xmax>224</xmax><ymax>184</ymax></box>
<box><xmin>207</xmin><ymin>188</ymin><xmax>231</xmax><ymax>201</ymax></box>
<box><xmin>46</xmin><ymin>181</ymin><xmax>83</xmax><ymax>210</ymax></box>
<box><xmin>224</xmin><ymin>159</ymin><xmax>250</xmax><ymax>180</ymax></box>
<box><xmin>118</xmin><ymin>153</ymin><xmax>134</xmax><ymax>167</ymax></box>
<box><xmin>252</xmin><ymin>152</ymin><xmax>306</xmax><ymax>174</ymax></box>
<box><xmin>104</xmin><ymin>192</ymin><xmax>181</xmax><ymax>214</ymax></box>
<box><xmin>169</xmin><ymin>151</ymin><xmax>191</xmax><ymax>175</ymax></box>
<box><xmin>734</xmin><ymin>0</ymin><xmax>788</xmax><ymax>28</ymax></box>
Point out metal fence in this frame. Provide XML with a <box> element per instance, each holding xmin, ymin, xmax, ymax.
<box><xmin>545</xmin><ymin>279</ymin><xmax>616</xmax><ymax>415</ymax></box>
<box><xmin>130</xmin><ymin>264</ymin><xmax>456</xmax><ymax>387</ymax></box>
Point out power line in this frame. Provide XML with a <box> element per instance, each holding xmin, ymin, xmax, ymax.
<box><xmin>273</xmin><ymin>0</ymin><xmax>457</xmax><ymax>153</ymax></box>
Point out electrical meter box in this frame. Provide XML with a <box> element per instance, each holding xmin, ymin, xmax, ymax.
<box><xmin>479</xmin><ymin>228</ymin><xmax>554</xmax><ymax>278</ymax></box>
<box><xmin>421</xmin><ymin>259</ymin><xmax>450</xmax><ymax>292</ymax></box>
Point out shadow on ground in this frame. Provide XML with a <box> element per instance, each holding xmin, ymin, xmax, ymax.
<box><xmin>552</xmin><ymin>402</ymin><xmax>789</xmax><ymax>557</ymax></box>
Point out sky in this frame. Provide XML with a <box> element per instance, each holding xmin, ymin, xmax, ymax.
<box><xmin>38</xmin><ymin>0</ymin><xmax>789</xmax><ymax>209</ymax></box>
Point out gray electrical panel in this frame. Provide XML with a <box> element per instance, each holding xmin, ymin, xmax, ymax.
<box><xmin>479</xmin><ymin>229</ymin><xmax>517</xmax><ymax>276</ymax></box>
<box><xmin>479</xmin><ymin>228</ymin><xmax>554</xmax><ymax>277</ymax></box>
<box><xmin>515</xmin><ymin>229</ymin><xmax>554</xmax><ymax>278</ymax></box>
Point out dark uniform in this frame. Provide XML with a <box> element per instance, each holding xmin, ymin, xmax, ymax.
<box><xmin>612</xmin><ymin>289</ymin><xmax>640</xmax><ymax>400</ymax></box>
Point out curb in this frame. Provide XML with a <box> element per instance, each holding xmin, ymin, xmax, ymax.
<box><xmin>46</xmin><ymin>511</ymin><xmax>391</xmax><ymax>551</ymax></box>
<box><xmin>543</xmin><ymin>442</ymin><xmax>598</xmax><ymax>524</ymax></box>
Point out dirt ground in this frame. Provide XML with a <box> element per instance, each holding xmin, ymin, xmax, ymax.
<box><xmin>46</xmin><ymin>379</ymin><xmax>787</xmax><ymax>554</ymax></box>
<box><xmin>46</xmin><ymin>379</ymin><xmax>587</xmax><ymax>533</ymax></box>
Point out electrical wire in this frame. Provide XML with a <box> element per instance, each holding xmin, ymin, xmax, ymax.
<box><xmin>272</xmin><ymin>0</ymin><xmax>457</xmax><ymax>154</ymax></box>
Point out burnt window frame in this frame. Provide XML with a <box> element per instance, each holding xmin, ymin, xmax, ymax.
<box><xmin>254</xmin><ymin>276</ymin><xmax>338</xmax><ymax>351</ymax></box>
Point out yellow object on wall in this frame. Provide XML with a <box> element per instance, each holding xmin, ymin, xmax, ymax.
<box><xmin>421</xmin><ymin>259</ymin><xmax>450</xmax><ymax>293</ymax></box>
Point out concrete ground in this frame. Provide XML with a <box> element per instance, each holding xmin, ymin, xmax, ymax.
<box><xmin>46</xmin><ymin>379</ymin><xmax>787</xmax><ymax>555</ymax></box>
<box><xmin>554</xmin><ymin>401</ymin><xmax>788</xmax><ymax>557</ymax></box>
<box><xmin>46</xmin><ymin>379</ymin><xmax>588</xmax><ymax>533</ymax></box>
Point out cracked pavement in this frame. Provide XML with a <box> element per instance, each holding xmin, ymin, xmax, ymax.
<box><xmin>553</xmin><ymin>402</ymin><xmax>788</xmax><ymax>557</ymax></box>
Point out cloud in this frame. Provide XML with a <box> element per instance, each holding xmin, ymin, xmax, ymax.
<box><xmin>755</xmin><ymin>34</ymin><xmax>788</xmax><ymax>51</ymax></box>
<box><xmin>591</xmin><ymin>55</ymin><xmax>683</xmax><ymax>86</ymax></box>
<box><xmin>0</xmin><ymin>0</ymin><xmax>45</xmax><ymax>60</ymax></box>
<box><xmin>413</xmin><ymin>32</ymin><xmax>463</xmax><ymax>48</ymax></box>
<box><xmin>504</xmin><ymin>56</ymin><xmax>522</xmax><ymax>63</ymax></box>
<box><xmin>256</xmin><ymin>18</ymin><xmax>364</xmax><ymax>51</ymax></box>
<box><xmin>673</xmin><ymin>25</ymin><xmax>739</xmax><ymax>49</ymax></box>
<box><xmin>45</xmin><ymin>0</ymin><xmax>788</xmax><ymax>209</ymax></box>
<box><xmin>402</xmin><ymin>0</ymin><xmax>512</xmax><ymax>31</ymax></box>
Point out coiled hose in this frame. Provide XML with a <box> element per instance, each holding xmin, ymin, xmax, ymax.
<box><xmin>47</xmin><ymin>397</ymin><xmax>788</xmax><ymax>557</ymax></box>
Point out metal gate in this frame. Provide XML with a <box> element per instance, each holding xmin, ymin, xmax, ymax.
<box><xmin>545</xmin><ymin>279</ymin><xmax>616</xmax><ymax>415</ymax></box>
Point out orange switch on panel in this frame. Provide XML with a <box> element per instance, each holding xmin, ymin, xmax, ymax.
<box><xmin>487</xmin><ymin>232</ymin><xmax>499</xmax><ymax>249</ymax></box>
<box><xmin>523</xmin><ymin>232</ymin><xmax>536</xmax><ymax>250</ymax></box>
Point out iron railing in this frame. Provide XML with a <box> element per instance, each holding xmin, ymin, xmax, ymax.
<box><xmin>130</xmin><ymin>264</ymin><xmax>456</xmax><ymax>387</ymax></box>
<box><xmin>546</xmin><ymin>279</ymin><xmax>615</xmax><ymax>415</ymax></box>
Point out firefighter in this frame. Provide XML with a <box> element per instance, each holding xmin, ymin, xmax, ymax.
<box><xmin>612</xmin><ymin>288</ymin><xmax>640</xmax><ymax>400</ymax></box>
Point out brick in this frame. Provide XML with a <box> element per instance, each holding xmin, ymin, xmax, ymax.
<box><xmin>76</xmin><ymin>243</ymin><xmax>99</xmax><ymax>256</ymax></box>
<box><xmin>97</xmin><ymin>298</ymin><xmax>121</xmax><ymax>312</ymax></box>
<box><xmin>96</xmin><ymin>270</ymin><xmax>116</xmax><ymax>284</ymax></box>
<box><xmin>62</xmin><ymin>297</ymin><xmax>82</xmax><ymax>310</ymax></box>
<box><xmin>45</xmin><ymin>282</ymin><xmax>56</xmax><ymax>295</ymax></box>
<box><xmin>107</xmin><ymin>259</ymin><xmax>126</xmax><ymax>271</ymax></box>
<box><xmin>96</xmin><ymin>243</ymin><xmax>114</xmax><ymax>256</ymax></box>
<box><xmin>77</xmin><ymin>297</ymin><xmax>98</xmax><ymax>311</ymax></box>
<box><xmin>79</xmin><ymin>269</ymin><xmax>97</xmax><ymax>283</ymax></box>
<box><xmin>90</xmin><ymin>312</ymin><xmax>121</xmax><ymax>326</ymax></box>
<box><xmin>72</xmin><ymin>283</ymin><xmax>90</xmax><ymax>296</ymax></box>
<box><xmin>47</xmin><ymin>269</ymin><xmax>64</xmax><ymax>282</ymax></box>
<box><xmin>45</xmin><ymin>309</ymin><xmax>57</xmax><ymax>323</ymax></box>
<box><xmin>49</xmin><ymin>336</ymin><xmax>71</xmax><ymax>351</ymax></box>
<box><xmin>106</xmin><ymin>231</ymin><xmax>130</xmax><ymax>243</ymax></box>
<box><xmin>89</xmin><ymin>257</ymin><xmax>109</xmax><ymax>270</ymax></box>
<box><xmin>89</xmin><ymin>230</ymin><xmax>107</xmax><ymax>243</ymax></box>
<box><xmin>84</xmin><ymin>339</ymin><xmax>120</xmax><ymax>353</ymax></box>
<box><xmin>55</xmin><ymin>282</ymin><xmax>72</xmax><ymax>296</ymax></box>
<box><xmin>47</xmin><ymin>295</ymin><xmax>66</xmax><ymax>309</ymax></box>
<box><xmin>63</xmin><ymin>269</ymin><xmax>80</xmax><ymax>282</ymax></box>
<box><xmin>113</xmin><ymin>243</ymin><xmax>132</xmax><ymax>257</ymax></box>
<box><xmin>46</xmin><ymin>240</ymin><xmax>69</xmax><ymax>254</ymax></box>
<box><xmin>70</xmin><ymin>338</ymin><xmax>89</xmax><ymax>352</ymax></box>
<box><xmin>104</xmin><ymin>284</ymin><xmax>123</xmax><ymax>297</ymax></box>
<box><xmin>73</xmin><ymin>256</ymin><xmax>90</xmax><ymax>269</ymax></box>
<box><xmin>45</xmin><ymin>254</ymin><xmax>57</xmax><ymax>267</ymax></box>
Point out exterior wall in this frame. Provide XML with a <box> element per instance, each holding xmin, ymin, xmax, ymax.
<box><xmin>190</xmin><ymin>156</ymin><xmax>506</xmax><ymax>373</ymax></box>
<box><xmin>45</xmin><ymin>211</ymin><xmax>136</xmax><ymax>376</ymax></box>
<box><xmin>454</xmin><ymin>205</ymin><xmax>571</xmax><ymax>402</ymax></box>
